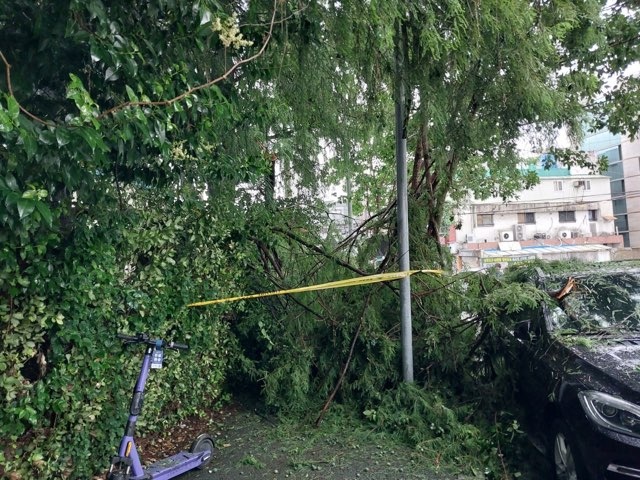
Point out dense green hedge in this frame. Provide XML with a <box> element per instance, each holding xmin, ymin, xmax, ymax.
<box><xmin>0</xmin><ymin>186</ymin><xmax>251</xmax><ymax>478</ymax></box>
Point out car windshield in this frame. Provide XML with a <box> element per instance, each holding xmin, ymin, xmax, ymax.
<box><xmin>548</xmin><ymin>272</ymin><xmax>640</xmax><ymax>334</ymax></box>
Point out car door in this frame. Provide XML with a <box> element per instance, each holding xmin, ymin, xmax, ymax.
<box><xmin>511</xmin><ymin>304</ymin><xmax>563</xmax><ymax>424</ymax></box>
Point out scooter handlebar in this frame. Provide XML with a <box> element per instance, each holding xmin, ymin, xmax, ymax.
<box><xmin>117</xmin><ymin>333</ymin><xmax>189</xmax><ymax>350</ymax></box>
<box><xmin>117</xmin><ymin>332</ymin><xmax>143</xmax><ymax>342</ymax></box>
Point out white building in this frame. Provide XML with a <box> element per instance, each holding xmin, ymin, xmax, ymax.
<box><xmin>453</xmin><ymin>157</ymin><xmax>623</xmax><ymax>270</ymax></box>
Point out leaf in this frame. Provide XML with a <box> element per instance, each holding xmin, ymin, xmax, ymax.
<box><xmin>17</xmin><ymin>198</ymin><xmax>36</xmax><ymax>219</ymax></box>
<box><xmin>77</xmin><ymin>127</ymin><xmax>108</xmax><ymax>152</ymax></box>
<box><xmin>35</xmin><ymin>201</ymin><xmax>53</xmax><ymax>228</ymax></box>
<box><xmin>38</xmin><ymin>129</ymin><xmax>55</xmax><ymax>145</ymax></box>
<box><xmin>125</xmin><ymin>85</ymin><xmax>138</xmax><ymax>102</ymax></box>
<box><xmin>200</xmin><ymin>9</ymin><xmax>212</xmax><ymax>25</ymax></box>
<box><xmin>5</xmin><ymin>173</ymin><xmax>19</xmax><ymax>191</ymax></box>
<box><xmin>56</xmin><ymin>128</ymin><xmax>72</xmax><ymax>147</ymax></box>
<box><xmin>105</xmin><ymin>67</ymin><xmax>119</xmax><ymax>82</ymax></box>
<box><xmin>5</xmin><ymin>192</ymin><xmax>20</xmax><ymax>208</ymax></box>
<box><xmin>155</xmin><ymin>121</ymin><xmax>166</xmax><ymax>144</ymax></box>
<box><xmin>66</xmin><ymin>73</ymin><xmax>84</xmax><ymax>102</ymax></box>
<box><xmin>0</xmin><ymin>108</ymin><xmax>13</xmax><ymax>132</ymax></box>
<box><xmin>21</xmin><ymin>189</ymin><xmax>38</xmax><ymax>199</ymax></box>
<box><xmin>23</xmin><ymin>132</ymin><xmax>37</xmax><ymax>159</ymax></box>
<box><xmin>125</xmin><ymin>57</ymin><xmax>138</xmax><ymax>77</ymax></box>
<box><xmin>87</xmin><ymin>0</ymin><xmax>106</xmax><ymax>21</ymax></box>
<box><xmin>6</xmin><ymin>95</ymin><xmax>19</xmax><ymax>120</ymax></box>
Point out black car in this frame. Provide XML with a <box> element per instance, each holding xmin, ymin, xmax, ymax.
<box><xmin>509</xmin><ymin>267</ymin><xmax>640</xmax><ymax>480</ymax></box>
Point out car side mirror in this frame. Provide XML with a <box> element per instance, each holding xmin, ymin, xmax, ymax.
<box><xmin>513</xmin><ymin>320</ymin><xmax>532</xmax><ymax>340</ymax></box>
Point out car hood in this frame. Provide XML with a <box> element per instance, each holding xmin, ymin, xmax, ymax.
<box><xmin>564</xmin><ymin>335</ymin><xmax>640</xmax><ymax>392</ymax></box>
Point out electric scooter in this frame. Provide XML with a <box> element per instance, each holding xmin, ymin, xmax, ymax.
<box><xmin>107</xmin><ymin>333</ymin><xmax>214</xmax><ymax>480</ymax></box>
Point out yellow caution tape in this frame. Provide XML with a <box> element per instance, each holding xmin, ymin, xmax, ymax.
<box><xmin>187</xmin><ymin>269</ymin><xmax>443</xmax><ymax>307</ymax></box>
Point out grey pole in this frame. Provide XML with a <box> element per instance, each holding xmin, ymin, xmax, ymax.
<box><xmin>394</xmin><ymin>19</ymin><xmax>413</xmax><ymax>383</ymax></box>
<box><xmin>345</xmin><ymin>145</ymin><xmax>353</xmax><ymax>234</ymax></box>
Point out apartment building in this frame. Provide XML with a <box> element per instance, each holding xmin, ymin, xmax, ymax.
<box><xmin>453</xmin><ymin>157</ymin><xmax>624</xmax><ymax>270</ymax></box>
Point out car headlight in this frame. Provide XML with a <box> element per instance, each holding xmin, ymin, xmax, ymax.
<box><xmin>578</xmin><ymin>391</ymin><xmax>640</xmax><ymax>437</ymax></box>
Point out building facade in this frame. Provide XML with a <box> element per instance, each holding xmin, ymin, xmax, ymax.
<box><xmin>583</xmin><ymin>131</ymin><xmax>640</xmax><ymax>248</ymax></box>
<box><xmin>453</xmin><ymin>158</ymin><xmax>623</xmax><ymax>270</ymax></box>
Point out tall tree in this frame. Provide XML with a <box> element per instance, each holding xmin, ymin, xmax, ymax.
<box><xmin>305</xmin><ymin>0</ymin><xmax>640</xmax><ymax>263</ymax></box>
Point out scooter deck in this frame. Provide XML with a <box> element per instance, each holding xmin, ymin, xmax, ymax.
<box><xmin>140</xmin><ymin>451</ymin><xmax>204</xmax><ymax>479</ymax></box>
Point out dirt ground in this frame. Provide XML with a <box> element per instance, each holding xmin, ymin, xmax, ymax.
<box><xmin>134</xmin><ymin>401</ymin><xmax>550</xmax><ymax>480</ymax></box>
<box><xmin>138</xmin><ymin>403</ymin><xmax>464</xmax><ymax>480</ymax></box>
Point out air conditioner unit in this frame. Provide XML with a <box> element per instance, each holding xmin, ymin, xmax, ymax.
<box><xmin>559</xmin><ymin>230</ymin><xmax>571</xmax><ymax>239</ymax></box>
<box><xmin>515</xmin><ymin>225</ymin><xmax>525</xmax><ymax>240</ymax></box>
<box><xmin>500</xmin><ymin>230</ymin><xmax>514</xmax><ymax>242</ymax></box>
<box><xmin>571</xmin><ymin>231</ymin><xmax>580</xmax><ymax>238</ymax></box>
<box><xmin>573</xmin><ymin>180</ymin><xmax>585</xmax><ymax>188</ymax></box>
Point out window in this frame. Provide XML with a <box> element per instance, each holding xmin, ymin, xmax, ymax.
<box><xmin>559</xmin><ymin>211</ymin><xmax>576</xmax><ymax>223</ymax></box>
<box><xmin>611</xmin><ymin>180</ymin><xmax>625</xmax><ymax>194</ymax></box>
<box><xmin>574</xmin><ymin>180</ymin><xmax>590</xmax><ymax>189</ymax></box>
<box><xmin>518</xmin><ymin>212</ymin><xmax>536</xmax><ymax>224</ymax></box>
<box><xmin>477</xmin><ymin>214</ymin><xmax>493</xmax><ymax>226</ymax></box>
<box><xmin>602</xmin><ymin>146</ymin><xmax>621</xmax><ymax>164</ymax></box>
<box><xmin>607</xmin><ymin>161</ymin><xmax>624</xmax><ymax>180</ymax></box>
<box><xmin>616</xmin><ymin>215</ymin><xmax>629</xmax><ymax>232</ymax></box>
<box><xmin>613</xmin><ymin>199</ymin><xmax>627</xmax><ymax>215</ymax></box>
<box><xmin>553</xmin><ymin>180</ymin><xmax>563</xmax><ymax>191</ymax></box>
<box><xmin>588</xmin><ymin>210</ymin><xmax>598</xmax><ymax>221</ymax></box>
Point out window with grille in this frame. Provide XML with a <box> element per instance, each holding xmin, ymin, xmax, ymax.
<box><xmin>559</xmin><ymin>211</ymin><xmax>576</xmax><ymax>223</ymax></box>
<box><xmin>518</xmin><ymin>212</ymin><xmax>535</xmax><ymax>224</ymax></box>
<box><xmin>477</xmin><ymin>214</ymin><xmax>493</xmax><ymax>226</ymax></box>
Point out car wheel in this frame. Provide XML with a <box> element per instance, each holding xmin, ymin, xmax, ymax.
<box><xmin>551</xmin><ymin>419</ymin><xmax>584</xmax><ymax>480</ymax></box>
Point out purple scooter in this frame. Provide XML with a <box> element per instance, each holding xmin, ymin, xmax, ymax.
<box><xmin>107</xmin><ymin>333</ymin><xmax>214</xmax><ymax>480</ymax></box>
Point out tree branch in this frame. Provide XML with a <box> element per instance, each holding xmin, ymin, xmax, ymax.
<box><xmin>0</xmin><ymin>51</ymin><xmax>55</xmax><ymax>126</ymax></box>
<box><xmin>0</xmin><ymin>0</ymin><xmax>279</xmax><ymax>126</ymax></box>
<box><xmin>273</xmin><ymin>226</ymin><xmax>370</xmax><ymax>277</ymax></box>
<box><xmin>315</xmin><ymin>291</ymin><xmax>373</xmax><ymax>426</ymax></box>
<box><xmin>99</xmin><ymin>0</ymin><xmax>278</xmax><ymax>118</ymax></box>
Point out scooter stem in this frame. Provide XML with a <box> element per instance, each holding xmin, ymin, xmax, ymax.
<box><xmin>115</xmin><ymin>344</ymin><xmax>155</xmax><ymax>478</ymax></box>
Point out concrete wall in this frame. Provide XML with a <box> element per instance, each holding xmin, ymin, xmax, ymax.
<box><xmin>613</xmin><ymin>248</ymin><xmax>640</xmax><ymax>261</ymax></box>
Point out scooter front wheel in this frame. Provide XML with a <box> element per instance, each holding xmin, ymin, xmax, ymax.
<box><xmin>190</xmin><ymin>433</ymin><xmax>214</xmax><ymax>469</ymax></box>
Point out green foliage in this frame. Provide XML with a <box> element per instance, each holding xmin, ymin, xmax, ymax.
<box><xmin>2</xmin><ymin>0</ymin><xmax>638</xmax><ymax>477</ymax></box>
<box><xmin>230</xmin><ymin>227</ymin><xmax>550</xmax><ymax>475</ymax></box>
<box><xmin>0</xmin><ymin>0</ymin><xmax>276</xmax><ymax>476</ymax></box>
<box><xmin>0</xmin><ymin>190</ymin><xmax>246</xmax><ymax>478</ymax></box>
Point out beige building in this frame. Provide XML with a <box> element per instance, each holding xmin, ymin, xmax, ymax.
<box><xmin>583</xmin><ymin>132</ymin><xmax>640</xmax><ymax>249</ymax></box>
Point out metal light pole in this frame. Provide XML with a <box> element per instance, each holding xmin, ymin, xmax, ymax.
<box><xmin>394</xmin><ymin>18</ymin><xmax>413</xmax><ymax>383</ymax></box>
<box><xmin>345</xmin><ymin>144</ymin><xmax>353</xmax><ymax>234</ymax></box>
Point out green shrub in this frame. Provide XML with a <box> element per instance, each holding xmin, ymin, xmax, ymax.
<box><xmin>0</xmin><ymin>190</ymin><xmax>246</xmax><ymax>478</ymax></box>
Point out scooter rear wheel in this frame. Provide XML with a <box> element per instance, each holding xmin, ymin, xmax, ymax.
<box><xmin>190</xmin><ymin>433</ymin><xmax>214</xmax><ymax>469</ymax></box>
